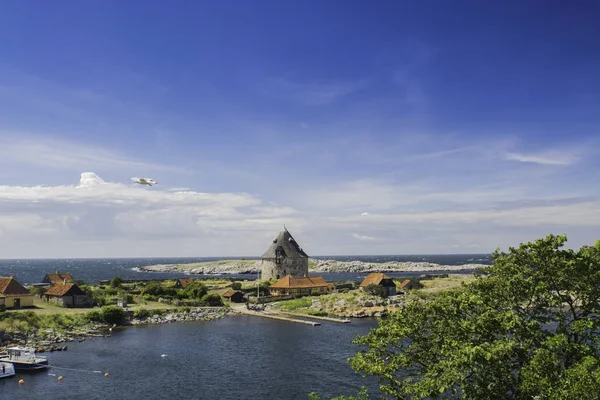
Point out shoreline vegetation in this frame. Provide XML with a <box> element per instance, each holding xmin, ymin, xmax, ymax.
<box><xmin>138</xmin><ymin>258</ymin><xmax>488</xmax><ymax>275</ymax></box>
<box><xmin>0</xmin><ymin>271</ymin><xmax>474</xmax><ymax>352</ymax></box>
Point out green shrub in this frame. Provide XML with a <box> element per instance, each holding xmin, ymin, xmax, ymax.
<box><xmin>142</xmin><ymin>281</ymin><xmax>177</xmax><ymax>298</ymax></box>
<box><xmin>183</xmin><ymin>282</ymin><xmax>208</xmax><ymax>299</ymax></box>
<box><xmin>133</xmin><ymin>309</ymin><xmax>151</xmax><ymax>319</ymax></box>
<box><xmin>100</xmin><ymin>305</ymin><xmax>125</xmax><ymax>325</ymax></box>
<box><xmin>364</xmin><ymin>284</ymin><xmax>388</xmax><ymax>298</ymax></box>
<box><xmin>110</xmin><ymin>276</ymin><xmax>123</xmax><ymax>288</ymax></box>
<box><xmin>200</xmin><ymin>293</ymin><xmax>223</xmax><ymax>306</ymax></box>
<box><xmin>230</xmin><ymin>282</ymin><xmax>242</xmax><ymax>290</ymax></box>
<box><xmin>307</xmin><ymin>310</ymin><xmax>328</xmax><ymax>317</ymax></box>
<box><xmin>85</xmin><ymin>310</ymin><xmax>103</xmax><ymax>322</ymax></box>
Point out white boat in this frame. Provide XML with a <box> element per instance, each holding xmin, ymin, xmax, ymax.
<box><xmin>0</xmin><ymin>346</ymin><xmax>49</xmax><ymax>370</ymax></box>
<box><xmin>0</xmin><ymin>362</ymin><xmax>15</xmax><ymax>378</ymax></box>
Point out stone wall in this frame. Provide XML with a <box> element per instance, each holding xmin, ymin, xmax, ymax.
<box><xmin>261</xmin><ymin>257</ymin><xmax>308</xmax><ymax>280</ymax></box>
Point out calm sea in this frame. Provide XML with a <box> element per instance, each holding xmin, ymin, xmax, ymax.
<box><xmin>2</xmin><ymin>316</ymin><xmax>380</xmax><ymax>400</ymax></box>
<box><xmin>0</xmin><ymin>254</ymin><xmax>492</xmax><ymax>285</ymax></box>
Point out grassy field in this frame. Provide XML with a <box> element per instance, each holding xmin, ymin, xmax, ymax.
<box><xmin>7</xmin><ymin>296</ymin><xmax>179</xmax><ymax>315</ymax></box>
<box><xmin>407</xmin><ymin>274</ymin><xmax>477</xmax><ymax>299</ymax></box>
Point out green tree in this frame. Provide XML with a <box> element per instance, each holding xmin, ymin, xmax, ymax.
<box><xmin>231</xmin><ymin>281</ymin><xmax>242</xmax><ymax>290</ymax></box>
<box><xmin>110</xmin><ymin>276</ymin><xmax>123</xmax><ymax>288</ymax></box>
<box><xmin>183</xmin><ymin>281</ymin><xmax>208</xmax><ymax>299</ymax></box>
<box><xmin>340</xmin><ymin>235</ymin><xmax>600</xmax><ymax>399</ymax></box>
<box><xmin>363</xmin><ymin>284</ymin><xmax>387</xmax><ymax>298</ymax></box>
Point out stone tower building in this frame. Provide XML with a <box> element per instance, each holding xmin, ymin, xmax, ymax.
<box><xmin>261</xmin><ymin>228</ymin><xmax>309</xmax><ymax>281</ymax></box>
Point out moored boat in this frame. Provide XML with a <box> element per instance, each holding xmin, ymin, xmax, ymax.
<box><xmin>0</xmin><ymin>346</ymin><xmax>48</xmax><ymax>371</ymax></box>
<box><xmin>0</xmin><ymin>362</ymin><xmax>15</xmax><ymax>378</ymax></box>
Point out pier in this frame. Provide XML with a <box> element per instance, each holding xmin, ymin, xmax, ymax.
<box><xmin>279</xmin><ymin>312</ymin><xmax>350</xmax><ymax>324</ymax></box>
<box><xmin>241</xmin><ymin>310</ymin><xmax>321</xmax><ymax>326</ymax></box>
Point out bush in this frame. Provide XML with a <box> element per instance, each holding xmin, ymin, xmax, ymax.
<box><xmin>85</xmin><ymin>310</ymin><xmax>103</xmax><ymax>322</ymax></box>
<box><xmin>200</xmin><ymin>293</ymin><xmax>223</xmax><ymax>306</ymax></box>
<box><xmin>307</xmin><ymin>310</ymin><xmax>328</xmax><ymax>317</ymax></box>
<box><xmin>231</xmin><ymin>282</ymin><xmax>242</xmax><ymax>290</ymax></box>
<box><xmin>132</xmin><ymin>309</ymin><xmax>151</xmax><ymax>319</ymax></box>
<box><xmin>364</xmin><ymin>284</ymin><xmax>388</xmax><ymax>298</ymax></box>
<box><xmin>100</xmin><ymin>305</ymin><xmax>125</xmax><ymax>325</ymax></box>
<box><xmin>183</xmin><ymin>282</ymin><xmax>208</xmax><ymax>299</ymax></box>
<box><xmin>110</xmin><ymin>276</ymin><xmax>123</xmax><ymax>288</ymax></box>
<box><xmin>142</xmin><ymin>281</ymin><xmax>177</xmax><ymax>298</ymax></box>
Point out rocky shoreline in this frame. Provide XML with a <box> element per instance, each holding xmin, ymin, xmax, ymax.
<box><xmin>0</xmin><ymin>307</ymin><xmax>232</xmax><ymax>353</ymax></box>
<box><xmin>138</xmin><ymin>259</ymin><xmax>487</xmax><ymax>275</ymax></box>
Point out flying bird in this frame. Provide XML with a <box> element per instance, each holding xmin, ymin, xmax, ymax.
<box><xmin>131</xmin><ymin>177</ymin><xmax>158</xmax><ymax>186</ymax></box>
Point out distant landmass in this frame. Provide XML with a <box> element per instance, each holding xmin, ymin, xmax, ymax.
<box><xmin>138</xmin><ymin>258</ymin><xmax>488</xmax><ymax>275</ymax></box>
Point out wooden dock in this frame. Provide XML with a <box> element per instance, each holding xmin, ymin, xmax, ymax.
<box><xmin>242</xmin><ymin>310</ymin><xmax>321</xmax><ymax>326</ymax></box>
<box><xmin>279</xmin><ymin>312</ymin><xmax>351</xmax><ymax>324</ymax></box>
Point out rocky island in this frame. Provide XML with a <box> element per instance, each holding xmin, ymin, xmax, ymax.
<box><xmin>138</xmin><ymin>258</ymin><xmax>488</xmax><ymax>275</ymax></box>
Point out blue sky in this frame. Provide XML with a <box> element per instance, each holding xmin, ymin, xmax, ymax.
<box><xmin>0</xmin><ymin>1</ymin><xmax>599</xmax><ymax>257</ymax></box>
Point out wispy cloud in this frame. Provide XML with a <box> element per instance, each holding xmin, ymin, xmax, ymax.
<box><xmin>260</xmin><ymin>77</ymin><xmax>367</xmax><ymax>105</ymax></box>
<box><xmin>505</xmin><ymin>151</ymin><xmax>579</xmax><ymax>166</ymax></box>
<box><xmin>0</xmin><ymin>134</ymin><xmax>182</xmax><ymax>173</ymax></box>
<box><xmin>352</xmin><ymin>233</ymin><xmax>376</xmax><ymax>241</ymax></box>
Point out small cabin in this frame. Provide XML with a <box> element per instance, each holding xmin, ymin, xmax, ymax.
<box><xmin>175</xmin><ymin>279</ymin><xmax>195</xmax><ymax>289</ymax></box>
<box><xmin>42</xmin><ymin>272</ymin><xmax>75</xmax><ymax>285</ymax></box>
<box><xmin>0</xmin><ymin>277</ymin><xmax>35</xmax><ymax>309</ymax></box>
<box><xmin>398</xmin><ymin>279</ymin><xmax>420</xmax><ymax>291</ymax></box>
<box><xmin>44</xmin><ymin>283</ymin><xmax>91</xmax><ymax>308</ymax></box>
<box><xmin>222</xmin><ymin>290</ymin><xmax>244</xmax><ymax>303</ymax></box>
<box><xmin>359</xmin><ymin>273</ymin><xmax>397</xmax><ymax>296</ymax></box>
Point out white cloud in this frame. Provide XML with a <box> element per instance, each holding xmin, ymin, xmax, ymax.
<box><xmin>505</xmin><ymin>151</ymin><xmax>578</xmax><ymax>166</ymax></box>
<box><xmin>0</xmin><ymin>172</ymin><xmax>301</xmax><ymax>257</ymax></box>
<box><xmin>352</xmin><ymin>233</ymin><xmax>376</xmax><ymax>241</ymax></box>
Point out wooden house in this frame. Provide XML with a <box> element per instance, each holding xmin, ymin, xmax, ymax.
<box><xmin>398</xmin><ymin>279</ymin><xmax>420</xmax><ymax>291</ymax></box>
<box><xmin>0</xmin><ymin>277</ymin><xmax>34</xmax><ymax>309</ymax></box>
<box><xmin>44</xmin><ymin>283</ymin><xmax>91</xmax><ymax>308</ymax></box>
<box><xmin>269</xmin><ymin>276</ymin><xmax>333</xmax><ymax>297</ymax></box>
<box><xmin>359</xmin><ymin>273</ymin><xmax>397</xmax><ymax>296</ymax></box>
<box><xmin>175</xmin><ymin>278</ymin><xmax>195</xmax><ymax>289</ymax></box>
<box><xmin>222</xmin><ymin>290</ymin><xmax>244</xmax><ymax>303</ymax></box>
<box><xmin>42</xmin><ymin>271</ymin><xmax>75</xmax><ymax>285</ymax></box>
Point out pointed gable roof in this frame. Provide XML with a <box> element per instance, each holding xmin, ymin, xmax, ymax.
<box><xmin>177</xmin><ymin>278</ymin><xmax>195</xmax><ymax>289</ymax></box>
<box><xmin>44</xmin><ymin>273</ymin><xmax>74</xmax><ymax>284</ymax></box>
<box><xmin>44</xmin><ymin>282</ymin><xmax>85</xmax><ymax>297</ymax></box>
<box><xmin>0</xmin><ymin>277</ymin><xmax>31</xmax><ymax>295</ymax></box>
<box><xmin>359</xmin><ymin>273</ymin><xmax>394</xmax><ymax>287</ymax></box>
<box><xmin>262</xmin><ymin>229</ymin><xmax>308</xmax><ymax>259</ymax></box>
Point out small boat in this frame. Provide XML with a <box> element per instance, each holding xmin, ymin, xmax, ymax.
<box><xmin>0</xmin><ymin>362</ymin><xmax>15</xmax><ymax>378</ymax></box>
<box><xmin>0</xmin><ymin>346</ymin><xmax>49</xmax><ymax>370</ymax></box>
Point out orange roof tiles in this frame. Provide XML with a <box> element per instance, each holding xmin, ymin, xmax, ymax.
<box><xmin>398</xmin><ymin>279</ymin><xmax>411</xmax><ymax>289</ymax></box>
<box><xmin>270</xmin><ymin>276</ymin><xmax>331</xmax><ymax>289</ymax></box>
<box><xmin>177</xmin><ymin>278</ymin><xmax>195</xmax><ymax>288</ymax></box>
<box><xmin>45</xmin><ymin>283</ymin><xmax>84</xmax><ymax>297</ymax></box>
<box><xmin>359</xmin><ymin>273</ymin><xmax>393</xmax><ymax>287</ymax></box>
<box><xmin>0</xmin><ymin>277</ymin><xmax>32</xmax><ymax>295</ymax></box>
<box><xmin>45</xmin><ymin>273</ymin><xmax>74</xmax><ymax>284</ymax></box>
